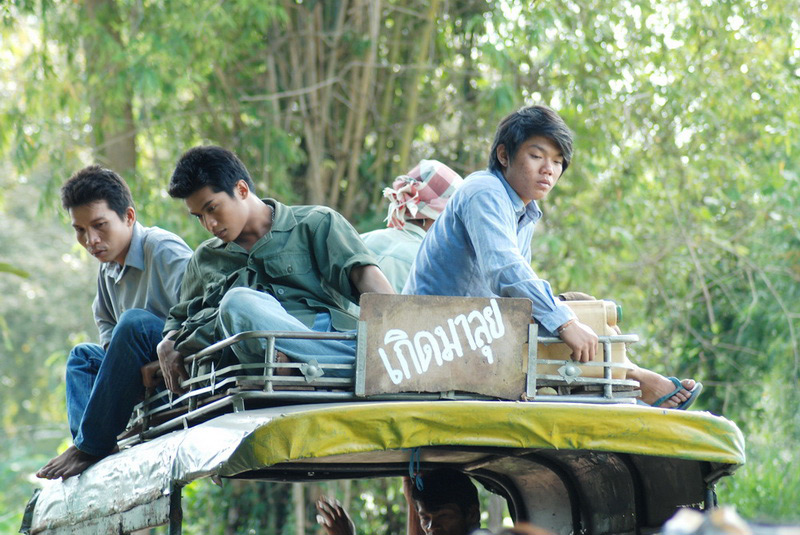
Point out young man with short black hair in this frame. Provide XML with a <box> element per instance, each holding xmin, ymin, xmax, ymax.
<box><xmin>316</xmin><ymin>469</ymin><xmax>483</xmax><ymax>535</ymax></box>
<box><xmin>408</xmin><ymin>468</ymin><xmax>482</xmax><ymax>535</ymax></box>
<box><xmin>404</xmin><ymin>105</ymin><xmax>701</xmax><ymax>409</ymax></box>
<box><xmin>157</xmin><ymin>146</ymin><xmax>394</xmax><ymax>392</ymax></box>
<box><xmin>37</xmin><ymin>166</ymin><xmax>192</xmax><ymax>480</ymax></box>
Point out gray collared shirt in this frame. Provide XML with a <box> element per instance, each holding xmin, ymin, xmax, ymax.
<box><xmin>93</xmin><ymin>222</ymin><xmax>193</xmax><ymax>346</ymax></box>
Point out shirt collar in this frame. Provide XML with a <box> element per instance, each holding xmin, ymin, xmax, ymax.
<box><xmin>266</xmin><ymin>198</ymin><xmax>296</xmax><ymax>232</ymax></box>
<box><xmin>208</xmin><ymin>236</ymin><xmax>227</xmax><ymax>249</ymax></box>
<box><xmin>101</xmin><ymin>221</ymin><xmax>144</xmax><ymax>282</ymax></box>
<box><xmin>489</xmin><ymin>168</ymin><xmax>542</xmax><ymax>225</ymax></box>
<box><xmin>207</xmin><ymin>198</ymin><xmax>292</xmax><ymax>251</ymax></box>
<box><xmin>398</xmin><ymin>223</ymin><xmax>427</xmax><ymax>239</ymax></box>
<box><xmin>123</xmin><ymin>222</ymin><xmax>146</xmax><ymax>271</ymax></box>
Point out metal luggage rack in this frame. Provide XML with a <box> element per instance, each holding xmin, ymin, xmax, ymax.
<box><xmin>121</xmin><ymin>323</ymin><xmax>643</xmax><ymax>448</ymax></box>
<box><xmin>121</xmin><ymin>330</ymin><xmax>362</xmax><ymax>448</ymax></box>
<box><xmin>526</xmin><ymin>324</ymin><xmax>641</xmax><ymax>403</ymax></box>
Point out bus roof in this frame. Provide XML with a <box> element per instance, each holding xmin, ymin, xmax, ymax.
<box><xmin>27</xmin><ymin>401</ymin><xmax>744</xmax><ymax>534</ymax></box>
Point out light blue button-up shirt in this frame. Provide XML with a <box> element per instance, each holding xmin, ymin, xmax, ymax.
<box><xmin>93</xmin><ymin>222</ymin><xmax>192</xmax><ymax>346</ymax></box>
<box><xmin>403</xmin><ymin>168</ymin><xmax>575</xmax><ymax>334</ymax></box>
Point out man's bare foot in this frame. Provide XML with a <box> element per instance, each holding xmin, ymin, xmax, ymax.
<box><xmin>36</xmin><ymin>445</ymin><xmax>106</xmax><ymax>480</ymax></box>
<box><xmin>274</xmin><ymin>351</ymin><xmax>302</xmax><ymax>377</ymax></box>
<box><xmin>629</xmin><ymin>368</ymin><xmax>696</xmax><ymax>408</ymax></box>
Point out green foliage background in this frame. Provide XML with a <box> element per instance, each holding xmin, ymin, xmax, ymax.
<box><xmin>1</xmin><ymin>0</ymin><xmax>798</xmax><ymax>532</ymax></box>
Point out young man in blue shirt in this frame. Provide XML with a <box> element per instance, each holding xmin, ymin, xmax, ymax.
<box><xmin>405</xmin><ymin>105</ymin><xmax>700</xmax><ymax>409</ymax></box>
<box><xmin>37</xmin><ymin>166</ymin><xmax>192</xmax><ymax>480</ymax></box>
<box><xmin>361</xmin><ymin>159</ymin><xmax>463</xmax><ymax>293</ymax></box>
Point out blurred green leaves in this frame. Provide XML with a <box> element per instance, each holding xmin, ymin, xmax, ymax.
<box><xmin>0</xmin><ymin>0</ymin><xmax>798</xmax><ymax>528</ymax></box>
<box><xmin>0</xmin><ymin>262</ymin><xmax>29</xmax><ymax>278</ymax></box>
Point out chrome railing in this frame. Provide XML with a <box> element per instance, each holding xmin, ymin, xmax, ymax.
<box><xmin>122</xmin><ymin>324</ymin><xmax>642</xmax><ymax>447</ymax></box>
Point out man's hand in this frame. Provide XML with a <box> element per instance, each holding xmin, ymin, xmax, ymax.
<box><xmin>316</xmin><ymin>497</ymin><xmax>356</xmax><ymax>535</ymax></box>
<box><xmin>157</xmin><ymin>333</ymin><xmax>188</xmax><ymax>394</ymax></box>
<box><xmin>141</xmin><ymin>361</ymin><xmax>164</xmax><ymax>389</ymax></box>
<box><xmin>402</xmin><ymin>476</ymin><xmax>424</xmax><ymax>535</ymax></box>
<box><xmin>558</xmin><ymin>321</ymin><xmax>598</xmax><ymax>363</ymax></box>
<box><xmin>402</xmin><ymin>475</ymin><xmax>414</xmax><ymax>504</ymax></box>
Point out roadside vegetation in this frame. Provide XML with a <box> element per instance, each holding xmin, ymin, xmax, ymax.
<box><xmin>1</xmin><ymin>1</ymin><xmax>798</xmax><ymax>532</ymax></box>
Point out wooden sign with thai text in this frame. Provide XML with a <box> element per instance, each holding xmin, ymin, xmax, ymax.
<box><xmin>356</xmin><ymin>294</ymin><xmax>531</xmax><ymax>399</ymax></box>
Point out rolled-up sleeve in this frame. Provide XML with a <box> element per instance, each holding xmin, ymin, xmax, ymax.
<box><xmin>460</xmin><ymin>189</ymin><xmax>575</xmax><ymax>334</ymax></box>
<box><xmin>164</xmin><ymin>256</ymin><xmax>203</xmax><ymax>335</ymax></box>
<box><xmin>308</xmin><ymin>209</ymin><xmax>377</xmax><ymax>303</ymax></box>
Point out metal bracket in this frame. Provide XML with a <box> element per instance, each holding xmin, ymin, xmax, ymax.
<box><xmin>300</xmin><ymin>359</ymin><xmax>324</xmax><ymax>382</ymax></box>
<box><xmin>557</xmin><ymin>363</ymin><xmax>583</xmax><ymax>384</ymax></box>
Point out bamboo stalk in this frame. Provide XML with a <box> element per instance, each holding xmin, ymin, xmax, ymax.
<box><xmin>395</xmin><ymin>0</ymin><xmax>441</xmax><ymax>176</ymax></box>
<box><xmin>370</xmin><ymin>7</ymin><xmax>406</xmax><ymax>207</ymax></box>
<box><xmin>302</xmin><ymin>3</ymin><xmax>325</xmax><ymax>205</ymax></box>
<box><xmin>286</xmin><ymin>4</ymin><xmax>325</xmax><ymax>204</ymax></box>
<box><xmin>84</xmin><ymin>0</ymin><xmax>137</xmax><ymax>176</ymax></box>
<box><xmin>318</xmin><ymin>0</ymin><xmax>349</xmax><ymax>197</ymax></box>
<box><xmin>327</xmin><ymin>1</ymin><xmax>363</xmax><ymax>209</ymax></box>
<box><xmin>262</xmin><ymin>50</ymin><xmax>281</xmax><ymax>191</ymax></box>
<box><xmin>342</xmin><ymin>0</ymin><xmax>381</xmax><ymax>218</ymax></box>
<box><xmin>293</xmin><ymin>482</ymin><xmax>305</xmax><ymax>535</ymax></box>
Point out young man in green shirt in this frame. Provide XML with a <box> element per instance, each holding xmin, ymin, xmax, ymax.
<box><xmin>156</xmin><ymin>146</ymin><xmax>394</xmax><ymax>392</ymax></box>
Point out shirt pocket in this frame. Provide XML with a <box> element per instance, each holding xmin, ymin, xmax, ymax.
<box><xmin>261</xmin><ymin>253</ymin><xmax>313</xmax><ymax>281</ymax></box>
<box><xmin>201</xmin><ymin>274</ymin><xmax>227</xmax><ymax>301</ymax></box>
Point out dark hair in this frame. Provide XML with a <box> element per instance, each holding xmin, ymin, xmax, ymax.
<box><xmin>488</xmin><ymin>105</ymin><xmax>573</xmax><ymax>174</ymax></box>
<box><xmin>60</xmin><ymin>165</ymin><xmax>134</xmax><ymax>219</ymax></box>
<box><xmin>411</xmin><ymin>468</ymin><xmax>479</xmax><ymax>515</ymax></box>
<box><xmin>168</xmin><ymin>145</ymin><xmax>255</xmax><ymax>199</ymax></box>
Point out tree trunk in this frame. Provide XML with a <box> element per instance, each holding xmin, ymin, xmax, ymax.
<box><xmin>293</xmin><ymin>482</ymin><xmax>305</xmax><ymax>535</ymax></box>
<box><xmin>342</xmin><ymin>0</ymin><xmax>381</xmax><ymax>219</ymax></box>
<box><xmin>317</xmin><ymin>0</ymin><xmax>348</xmax><ymax>199</ymax></box>
<box><xmin>395</xmin><ymin>0</ymin><xmax>440</xmax><ymax>177</ymax></box>
<box><xmin>487</xmin><ymin>493</ymin><xmax>505</xmax><ymax>532</ymax></box>
<box><xmin>84</xmin><ymin>0</ymin><xmax>136</xmax><ymax>177</ymax></box>
<box><xmin>370</xmin><ymin>8</ymin><xmax>405</xmax><ymax>207</ymax></box>
<box><xmin>225</xmin><ymin>480</ymin><xmax>245</xmax><ymax>535</ymax></box>
<box><xmin>327</xmin><ymin>0</ymin><xmax>363</xmax><ymax>210</ymax></box>
<box><xmin>284</xmin><ymin>4</ymin><xmax>325</xmax><ymax>206</ymax></box>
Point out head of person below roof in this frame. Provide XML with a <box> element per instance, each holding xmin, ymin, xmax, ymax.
<box><xmin>410</xmin><ymin>468</ymin><xmax>481</xmax><ymax>535</ymax></box>
<box><xmin>383</xmin><ymin>159</ymin><xmax>463</xmax><ymax>231</ymax></box>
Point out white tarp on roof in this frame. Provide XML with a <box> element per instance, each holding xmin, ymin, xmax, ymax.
<box><xmin>28</xmin><ymin>401</ymin><xmax>745</xmax><ymax>534</ymax></box>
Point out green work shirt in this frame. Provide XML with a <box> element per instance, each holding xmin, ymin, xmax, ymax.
<box><xmin>164</xmin><ymin>199</ymin><xmax>377</xmax><ymax>355</ymax></box>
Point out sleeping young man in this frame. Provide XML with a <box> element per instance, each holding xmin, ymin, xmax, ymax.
<box><xmin>156</xmin><ymin>146</ymin><xmax>394</xmax><ymax>393</ymax></box>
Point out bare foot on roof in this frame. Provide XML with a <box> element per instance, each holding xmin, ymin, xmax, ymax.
<box><xmin>630</xmin><ymin>368</ymin><xmax>695</xmax><ymax>408</ymax></box>
<box><xmin>274</xmin><ymin>351</ymin><xmax>302</xmax><ymax>377</ymax></box>
<box><xmin>36</xmin><ymin>445</ymin><xmax>106</xmax><ymax>480</ymax></box>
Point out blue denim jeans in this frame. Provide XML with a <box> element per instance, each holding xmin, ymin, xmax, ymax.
<box><xmin>66</xmin><ymin>308</ymin><xmax>164</xmax><ymax>456</ymax></box>
<box><xmin>216</xmin><ymin>287</ymin><xmax>356</xmax><ymax>377</ymax></box>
